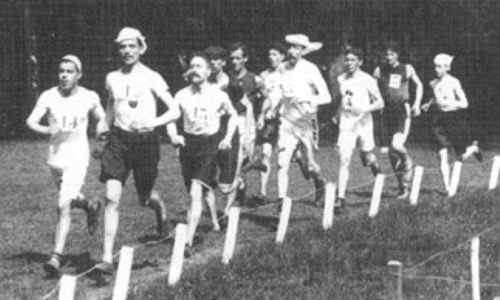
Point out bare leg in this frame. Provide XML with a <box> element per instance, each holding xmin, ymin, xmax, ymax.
<box><xmin>102</xmin><ymin>179</ymin><xmax>122</xmax><ymax>264</ymax></box>
<box><xmin>260</xmin><ymin>143</ymin><xmax>272</xmax><ymax>196</ymax></box>
<box><xmin>439</xmin><ymin>148</ymin><xmax>450</xmax><ymax>192</ymax></box>
<box><xmin>186</xmin><ymin>181</ymin><xmax>203</xmax><ymax>246</ymax></box>
<box><xmin>204</xmin><ymin>188</ymin><xmax>220</xmax><ymax>231</ymax></box>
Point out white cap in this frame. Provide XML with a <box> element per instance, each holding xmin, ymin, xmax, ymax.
<box><xmin>115</xmin><ymin>27</ymin><xmax>147</xmax><ymax>54</ymax></box>
<box><xmin>61</xmin><ymin>54</ymin><xmax>82</xmax><ymax>73</ymax></box>
<box><xmin>434</xmin><ymin>53</ymin><xmax>454</xmax><ymax>68</ymax></box>
<box><xmin>285</xmin><ymin>34</ymin><xmax>323</xmax><ymax>55</ymax></box>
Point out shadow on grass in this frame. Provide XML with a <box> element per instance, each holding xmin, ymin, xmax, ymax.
<box><xmin>240</xmin><ymin>212</ymin><xmax>279</xmax><ymax>231</ymax></box>
<box><xmin>7</xmin><ymin>251</ymin><xmax>47</xmax><ymax>263</ymax></box>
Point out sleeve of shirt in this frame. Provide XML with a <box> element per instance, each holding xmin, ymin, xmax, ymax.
<box><xmin>310</xmin><ymin>64</ymin><xmax>331</xmax><ymax>106</ymax></box>
<box><xmin>151</xmin><ymin>72</ymin><xmax>170</xmax><ymax>96</ymax></box>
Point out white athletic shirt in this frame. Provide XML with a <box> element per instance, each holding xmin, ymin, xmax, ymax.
<box><xmin>35</xmin><ymin>86</ymin><xmax>100</xmax><ymax>169</ymax></box>
<box><xmin>260</xmin><ymin>68</ymin><xmax>283</xmax><ymax>111</ymax></box>
<box><xmin>106</xmin><ymin>63</ymin><xmax>169</xmax><ymax>132</ymax></box>
<box><xmin>338</xmin><ymin>70</ymin><xmax>381</xmax><ymax>131</ymax></box>
<box><xmin>430</xmin><ymin>75</ymin><xmax>465</xmax><ymax>112</ymax></box>
<box><xmin>175</xmin><ymin>84</ymin><xmax>236</xmax><ymax>136</ymax></box>
<box><xmin>280</xmin><ymin>59</ymin><xmax>331</xmax><ymax>128</ymax></box>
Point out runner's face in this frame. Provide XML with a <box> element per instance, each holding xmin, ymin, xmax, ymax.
<box><xmin>209</xmin><ymin>57</ymin><xmax>225</xmax><ymax>74</ymax></box>
<box><xmin>268</xmin><ymin>49</ymin><xmax>284</xmax><ymax>69</ymax></box>
<box><xmin>229</xmin><ymin>49</ymin><xmax>247</xmax><ymax>73</ymax></box>
<box><xmin>345</xmin><ymin>53</ymin><xmax>362</xmax><ymax>74</ymax></box>
<box><xmin>385</xmin><ymin>50</ymin><xmax>399</xmax><ymax>66</ymax></box>
<box><xmin>189</xmin><ymin>56</ymin><xmax>211</xmax><ymax>84</ymax></box>
<box><xmin>287</xmin><ymin>44</ymin><xmax>304</xmax><ymax>64</ymax></box>
<box><xmin>118</xmin><ymin>39</ymin><xmax>142</xmax><ymax>66</ymax></box>
<box><xmin>434</xmin><ymin>63</ymin><xmax>448</xmax><ymax>78</ymax></box>
<box><xmin>58</xmin><ymin>61</ymin><xmax>80</xmax><ymax>92</ymax></box>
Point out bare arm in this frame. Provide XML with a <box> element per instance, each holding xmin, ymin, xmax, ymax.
<box><xmin>90</xmin><ymin>95</ymin><xmax>108</xmax><ymax>137</ymax></box>
<box><xmin>311</xmin><ymin>66</ymin><xmax>332</xmax><ymax>106</ymax></box>
<box><xmin>219</xmin><ymin>100</ymin><xmax>238</xmax><ymax>150</ymax></box>
<box><xmin>26</xmin><ymin>96</ymin><xmax>51</xmax><ymax>135</ymax></box>
<box><xmin>149</xmin><ymin>89</ymin><xmax>181</xmax><ymax>128</ymax></box>
<box><xmin>453</xmin><ymin>80</ymin><xmax>468</xmax><ymax>109</ymax></box>
<box><xmin>366</xmin><ymin>79</ymin><xmax>385</xmax><ymax>113</ymax></box>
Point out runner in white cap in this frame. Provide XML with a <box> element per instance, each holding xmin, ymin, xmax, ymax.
<box><xmin>26</xmin><ymin>55</ymin><xmax>107</xmax><ymax>277</ymax></box>
<box><xmin>95</xmin><ymin>27</ymin><xmax>180</xmax><ymax>274</ymax></box>
<box><xmin>421</xmin><ymin>53</ymin><xmax>482</xmax><ymax>193</ymax></box>
<box><xmin>275</xmin><ymin>34</ymin><xmax>331</xmax><ymax>207</ymax></box>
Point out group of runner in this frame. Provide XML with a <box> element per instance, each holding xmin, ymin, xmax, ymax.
<box><xmin>26</xmin><ymin>27</ymin><xmax>482</xmax><ymax>277</ymax></box>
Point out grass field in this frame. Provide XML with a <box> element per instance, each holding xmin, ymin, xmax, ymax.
<box><xmin>0</xmin><ymin>136</ymin><xmax>498</xmax><ymax>300</ymax></box>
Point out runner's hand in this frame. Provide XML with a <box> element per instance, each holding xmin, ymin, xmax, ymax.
<box><xmin>219</xmin><ymin>138</ymin><xmax>231</xmax><ymax>150</ymax></box>
<box><xmin>170</xmin><ymin>134</ymin><xmax>185</xmax><ymax>147</ymax></box>
<box><xmin>412</xmin><ymin>105</ymin><xmax>421</xmax><ymax>117</ymax></box>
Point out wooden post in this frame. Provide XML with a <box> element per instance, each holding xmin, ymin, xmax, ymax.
<box><xmin>168</xmin><ymin>224</ymin><xmax>188</xmax><ymax>286</ymax></box>
<box><xmin>112</xmin><ymin>246</ymin><xmax>134</xmax><ymax>300</ymax></box>
<box><xmin>58</xmin><ymin>275</ymin><xmax>76</xmax><ymax>300</ymax></box>
<box><xmin>222</xmin><ymin>207</ymin><xmax>241</xmax><ymax>264</ymax></box>
<box><xmin>410</xmin><ymin>166</ymin><xmax>424</xmax><ymax>205</ymax></box>
<box><xmin>471</xmin><ymin>237</ymin><xmax>480</xmax><ymax>300</ymax></box>
<box><xmin>489</xmin><ymin>156</ymin><xmax>500</xmax><ymax>190</ymax></box>
<box><xmin>448</xmin><ymin>161</ymin><xmax>462</xmax><ymax>197</ymax></box>
<box><xmin>276</xmin><ymin>197</ymin><xmax>292</xmax><ymax>244</ymax></box>
<box><xmin>387</xmin><ymin>260</ymin><xmax>403</xmax><ymax>300</ymax></box>
<box><xmin>322</xmin><ymin>183</ymin><xmax>336</xmax><ymax>230</ymax></box>
<box><xmin>369</xmin><ymin>174</ymin><xmax>385</xmax><ymax>218</ymax></box>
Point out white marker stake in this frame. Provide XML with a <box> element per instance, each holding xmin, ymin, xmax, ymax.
<box><xmin>387</xmin><ymin>260</ymin><xmax>403</xmax><ymax>300</ymax></box>
<box><xmin>410</xmin><ymin>166</ymin><xmax>424</xmax><ymax>206</ymax></box>
<box><xmin>322</xmin><ymin>183</ymin><xmax>336</xmax><ymax>230</ymax></box>
<box><xmin>471</xmin><ymin>237</ymin><xmax>480</xmax><ymax>300</ymax></box>
<box><xmin>448</xmin><ymin>161</ymin><xmax>462</xmax><ymax>197</ymax></box>
<box><xmin>489</xmin><ymin>156</ymin><xmax>500</xmax><ymax>190</ymax></box>
<box><xmin>276</xmin><ymin>197</ymin><xmax>292</xmax><ymax>244</ymax></box>
<box><xmin>168</xmin><ymin>223</ymin><xmax>188</xmax><ymax>286</ymax></box>
<box><xmin>369</xmin><ymin>174</ymin><xmax>385</xmax><ymax>218</ymax></box>
<box><xmin>222</xmin><ymin>207</ymin><xmax>241</xmax><ymax>264</ymax></box>
<box><xmin>112</xmin><ymin>246</ymin><xmax>134</xmax><ymax>300</ymax></box>
<box><xmin>58</xmin><ymin>275</ymin><xmax>76</xmax><ymax>300</ymax></box>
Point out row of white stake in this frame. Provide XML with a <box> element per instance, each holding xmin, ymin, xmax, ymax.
<box><xmin>56</xmin><ymin>156</ymin><xmax>500</xmax><ymax>300</ymax></box>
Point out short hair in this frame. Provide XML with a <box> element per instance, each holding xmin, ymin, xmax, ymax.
<box><xmin>228</xmin><ymin>42</ymin><xmax>248</xmax><ymax>57</ymax></box>
<box><xmin>345</xmin><ymin>47</ymin><xmax>364</xmax><ymax>61</ymax></box>
<box><xmin>189</xmin><ymin>51</ymin><xmax>210</xmax><ymax>66</ymax></box>
<box><xmin>204</xmin><ymin>46</ymin><xmax>227</xmax><ymax>60</ymax></box>
<box><xmin>385</xmin><ymin>41</ymin><xmax>401</xmax><ymax>55</ymax></box>
<box><xmin>269</xmin><ymin>42</ymin><xmax>287</xmax><ymax>55</ymax></box>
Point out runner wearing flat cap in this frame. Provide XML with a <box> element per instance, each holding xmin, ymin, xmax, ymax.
<box><xmin>274</xmin><ymin>34</ymin><xmax>331</xmax><ymax>207</ymax></box>
<box><xmin>26</xmin><ymin>54</ymin><xmax>107</xmax><ymax>277</ymax></box>
<box><xmin>96</xmin><ymin>27</ymin><xmax>180</xmax><ymax>274</ymax></box>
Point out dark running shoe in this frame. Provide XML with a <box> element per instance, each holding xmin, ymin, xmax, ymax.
<box><xmin>148</xmin><ymin>197</ymin><xmax>169</xmax><ymax>237</ymax></box>
<box><xmin>236</xmin><ymin>179</ymin><xmax>247</xmax><ymax>206</ymax></box>
<box><xmin>334</xmin><ymin>198</ymin><xmax>345</xmax><ymax>214</ymax></box>
<box><xmin>370</xmin><ymin>162</ymin><xmax>382</xmax><ymax>176</ymax></box>
<box><xmin>94</xmin><ymin>261</ymin><xmax>115</xmax><ymax>275</ymax></box>
<box><xmin>43</xmin><ymin>252</ymin><xmax>63</xmax><ymax>278</ymax></box>
<box><xmin>396</xmin><ymin>188</ymin><xmax>410</xmax><ymax>199</ymax></box>
<box><xmin>473</xmin><ymin>142</ymin><xmax>483</xmax><ymax>162</ymax></box>
<box><xmin>314</xmin><ymin>178</ymin><xmax>326</xmax><ymax>207</ymax></box>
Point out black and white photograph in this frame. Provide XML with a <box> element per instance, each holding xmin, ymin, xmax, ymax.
<box><xmin>2</xmin><ymin>0</ymin><xmax>500</xmax><ymax>299</ymax></box>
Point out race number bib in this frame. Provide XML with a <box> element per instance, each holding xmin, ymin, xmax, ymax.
<box><xmin>194</xmin><ymin>107</ymin><xmax>209</xmax><ymax>121</ymax></box>
<box><xmin>60</xmin><ymin>115</ymin><xmax>79</xmax><ymax>132</ymax></box>
<box><xmin>389</xmin><ymin>74</ymin><xmax>402</xmax><ymax>89</ymax></box>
